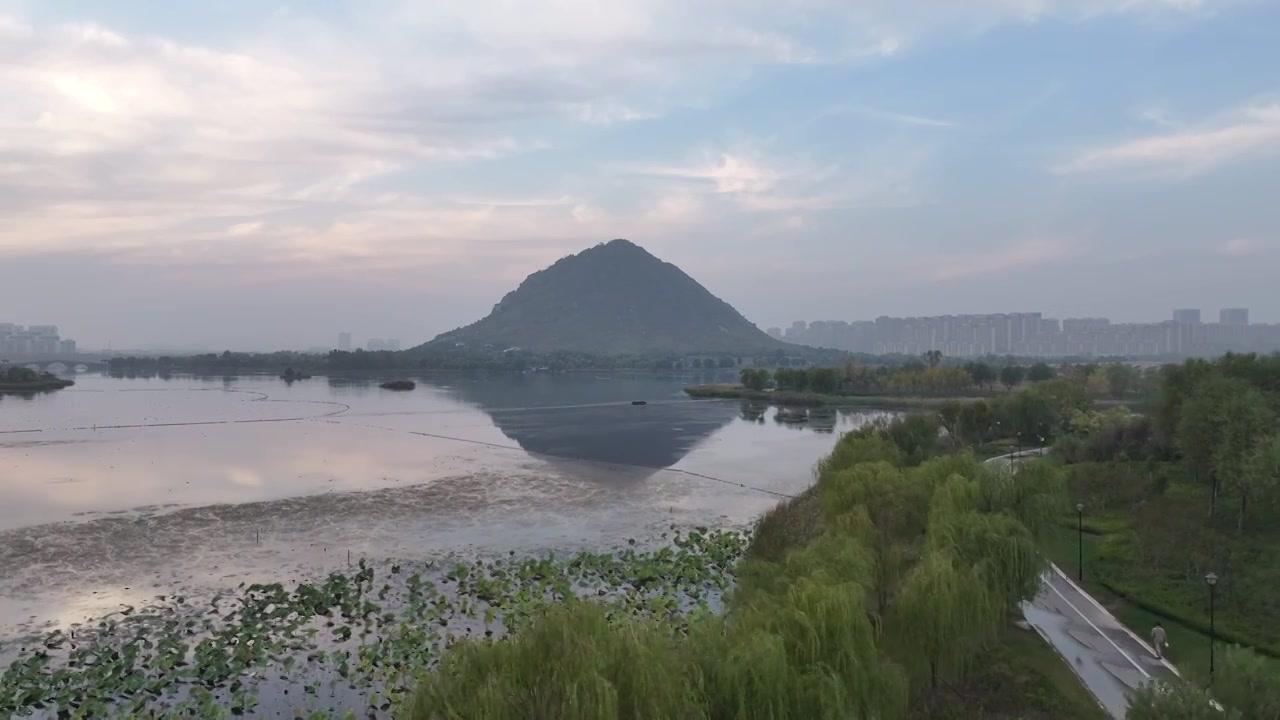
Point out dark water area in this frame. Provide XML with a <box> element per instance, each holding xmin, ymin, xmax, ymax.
<box><xmin>0</xmin><ymin>371</ymin><xmax>892</xmax><ymax>644</ymax></box>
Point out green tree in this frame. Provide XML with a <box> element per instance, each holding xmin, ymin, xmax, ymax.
<box><xmin>1027</xmin><ymin>362</ymin><xmax>1054</xmax><ymax>383</ymax></box>
<box><xmin>740</xmin><ymin>368</ymin><xmax>769</xmax><ymax>391</ymax></box>
<box><xmin>821</xmin><ymin>462</ymin><xmax>929</xmax><ymax>614</ymax></box>
<box><xmin>928</xmin><ymin>511</ymin><xmax>1043</xmax><ymax>608</ymax></box>
<box><xmin>1218</xmin><ymin>391</ymin><xmax>1277</xmax><ymax>532</ymax></box>
<box><xmin>888</xmin><ymin>551</ymin><xmax>1000</xmax><ymax>691</ymax></box>
<box><xmin>998</xmin><ymin>365</ymin><xmax>1025</xmax><ymax>391</ymax></box>
<box><xmin>997</xmin><ymin>390</ymin><xmax>1058</xmax><ymax>443</ymax></box>
<box><xmin>1243</xmin><ymin>435</ymin><xmax>1280</xmax><ymax>530</ymax></box>
<box><xmin>1177</xmin><ymin>375</ymin><xmax>1260</xmax><ymax>518</ymax></box>
<box><xmin>1104</xmin><ymin>363</ymin><xmax>1138</xmax><ymax>399</ymax></box>
<box><xmin>937</xmin><ymin>401</ymin><xmax>962</xmax><ymax>446</ymax></box>
<box><xmin>885</xmin><ymin>414</ymin><xmax>942</xmax><ymax>466</ymax></box>
<box><xmin>964</xmin><ymin>362</ymin><xmax>996</xmax><ymax>390</ymax></box>
<box><xmin>956</xmin><ymin>400</ymin><xmax>994</xmax><ymax>446</ymax></box>
<box><xmin>808</xmin><ymin>367</ymin><xmax>838</xmax><ymax>395</ymax></box>
<box><xmin>922</xmin><ymin>350</ymin><xmax>943</xmax><ymax>369</ymax></box>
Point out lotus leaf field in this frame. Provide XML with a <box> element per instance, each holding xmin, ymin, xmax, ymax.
<box><xmin>0</xmin><ymin>528</ymin><xmax>747</xmax><ymax>718</ymax></box>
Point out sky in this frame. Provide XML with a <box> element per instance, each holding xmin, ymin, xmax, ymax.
<box><xmin>2</xmin><ymin>0</ymin><xmax>1279</xmax><ymax>351</ymax></box>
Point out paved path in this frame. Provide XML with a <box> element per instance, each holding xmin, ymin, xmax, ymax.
<box><xmin>988</xmin><ymin>451</ymin><xmax>1180</xmax><ymax>718</ymax></box>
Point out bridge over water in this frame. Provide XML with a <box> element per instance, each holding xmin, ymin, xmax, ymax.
<box><xmin>1</xmin><ymin>355</ymin><xmax>110</xmax><ymax>372</ymax></box>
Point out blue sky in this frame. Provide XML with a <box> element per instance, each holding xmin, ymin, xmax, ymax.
<box><xmin>1</xmin><ymin>0</ymin><xmax>1278</xmax><ymax>349</ymax></box>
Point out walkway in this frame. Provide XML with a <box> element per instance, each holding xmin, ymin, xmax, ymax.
<box><xmin>989</xmin><ymin>451</ymin><xmax>1180</xmax><ymax>718</ymax></box>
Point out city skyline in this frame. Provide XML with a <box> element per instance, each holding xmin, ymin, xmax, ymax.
<box><xmin>770</xmin><ymin>307</ymin><xmax>1279</xmax><ymax>358</ymax></box>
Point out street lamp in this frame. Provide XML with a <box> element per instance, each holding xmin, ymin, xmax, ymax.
<box><xmin>1076</xmin><ymin>503</ymin><xmax>1085</xmax><ymax>582</ymax></box>
<box><xmin>1206</xmin><ymin>572</ymin><xmax>1218</xmax><ymax>683</ymax></box>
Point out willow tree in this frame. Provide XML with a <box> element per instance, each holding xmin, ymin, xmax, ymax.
<box><xmin>927</xmin><ymin>511</ymin><xmax>1043</xmax><ymax>609</ymax></box>
<box><xmin>816</xmin><ymin>433</ymin><xmax>904</xmax><ymax>484</ymax></box>
<box><xmin>975</xmin><ymin>460</ymin><xmax>1065</xmax><ymax>542</ymax></box>
<box><xmin>820</xmin><ymin>462</ymin><xmax>930</xmax><ymax>614</ymax></box>
<box><xmin>410</xmin><ymin>601</ymin><xmax>705</xmax><ymax>720</ymax></box>
<box><xmin>697</xmin><ymin>578</ymin><xmax>910</xmax><ymax>720</ymax></box>
<box><xmin>887</xmin><ymin>551</ymin><xmax>1001</xmax><ymax>693</ymax></box>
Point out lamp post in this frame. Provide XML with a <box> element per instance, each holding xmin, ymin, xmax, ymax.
<box><xmin>1206</xmin><ymin>572</ymin><xmax>1218</xmax><ymax>683</ymax></box>
<box><xmin>1076</xmin><ymin>503</ymin><xmax>1085</xmax><ymax>582</ymax></box>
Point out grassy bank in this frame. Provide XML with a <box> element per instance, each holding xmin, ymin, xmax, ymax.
<box><xmin>685</xmin><ymin>383</ymin><xmax>987</xmax><ymax>409</ymax></box>
<box><xmin>1042</xmin><ymin>460</ymin><xmax>1280</xmax><ymax>678</ymax></box>
<box><xmin>407</xmin><ymin>418</ymin><xmax>1103</xmax><ymax>720</ymax></box>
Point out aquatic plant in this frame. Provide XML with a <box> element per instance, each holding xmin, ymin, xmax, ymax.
<box><xmin>0</xmin><ymin>530</ymin><xmax>747</xmax><ymax>718</ymax></box>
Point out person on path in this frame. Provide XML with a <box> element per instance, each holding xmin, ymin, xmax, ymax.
<box><xmin>1151</xmin><ymin>623</ymin><xmax>1168</xmax><ymax>659</ymax></box>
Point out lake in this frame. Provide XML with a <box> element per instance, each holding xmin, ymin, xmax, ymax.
<box><xmin>0</xmin><ymin>371</ymin><xmax>893</xmax><ymax>641</ymax></box>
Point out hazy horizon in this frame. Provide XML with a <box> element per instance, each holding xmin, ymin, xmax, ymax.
<box><xmin>3</xmin><ymin>1</ymin><xmax>1279</xmax><ymax>350</ymax></box>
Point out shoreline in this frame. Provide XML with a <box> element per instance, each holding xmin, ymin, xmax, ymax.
<box><xmin>685</xmin><ymin>383</ymin><xmax>1144</xmax><ymax>410</ymax></box>
<box><xmin>684</xmin><ymin>383</ymin><xmax>986</xmax><ymax>409</ymax></box>
<box><xmin>0</xmin><ymin>378</ymin><xmax>75</xmax><ymax>394</ymax></box>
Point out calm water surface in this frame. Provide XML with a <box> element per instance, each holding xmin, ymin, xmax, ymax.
<box><xmin>0</xmin><ymin>372</ymin><xmax>891</xmax><ymax>638</ymax></box>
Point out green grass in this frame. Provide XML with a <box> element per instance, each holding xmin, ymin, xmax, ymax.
<box><xmin>1041</xmin><ymin>507</ymin><xmax>1280</xmax><ymax>680</ymax></box>
<box><xmin>906</xmin><ymin>621</ymin><xmax>1106</xmax><ymax>720</ymax></box>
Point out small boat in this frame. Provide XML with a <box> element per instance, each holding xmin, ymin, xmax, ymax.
<box><xmin>380</xmin><ymin>380</ymin><xmax>416</xmax><ymax>391</ymax></box>
<box><xmin>631</xmin><ymin>400</ymin><xmax>647</xmax><ymax>406</ymax></box>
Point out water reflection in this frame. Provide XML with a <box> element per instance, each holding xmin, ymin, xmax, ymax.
<box><xmin>0</xmin><ymin>372</ymin><xmax>890</xmax><ymax>636</ymax></box>
<box><xmin>440</xmin><ymin>374</ymin><xmax>739</xmax><ymax>470</ymax></box>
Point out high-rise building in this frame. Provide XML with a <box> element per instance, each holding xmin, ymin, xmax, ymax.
<box><xmin>1173</xmin><ymin>309</ymin><xmax>1201</xmax><ymax>324</ymax></box>
<box><xmin>338</xmin><ymin>332</ymin><xmax>352</xmax><ymax>351</ymax></box>
<box><xmin>59</xmin><ymin>339</ymin><xmax>77</xmax><ymax>355</ymax></box>
<box><xmin>1220</xmin><ymin>308</ymin><xmax>1249</xmax><ymax>326</ymax></box>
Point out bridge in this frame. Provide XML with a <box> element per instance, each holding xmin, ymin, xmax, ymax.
<box><xmin>1</xmin><ymin>355</ymin><xmax>111</xmax><ymax>372</ymax></box>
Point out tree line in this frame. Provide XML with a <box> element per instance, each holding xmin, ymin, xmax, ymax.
<box><xmin>739</xmin><ymin>356</ymin><xmax>1153</xmax><ymax>400</ymax></box>
<box><xmin>408</xmin><ymin>414</ymin><xmax>1069</xmax><ymax>719</ymax></box>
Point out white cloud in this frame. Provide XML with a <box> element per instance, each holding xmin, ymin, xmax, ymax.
<box><xmin>0</xmin><ymin>0</ymin><xmax>1226</xmax><ymax>268</ymax></box>
<box><xmin>929</xmin><ymin>238</ymin><xmax>1076</xmax><ymax>281</ymax></box>
<box><xmin>1218</xmin><ymin>237</ymin><xmax>1274</xmax><ymax>257</ymax></box>
<box><xmin>855</xmin><ymin>108</ymin><xmax>956</xmax><ymax>128</ymax></box>
<box><xmin>1056</xmin><ymin>102</ymin><xmax>1280</xmax><ymax>176</ymax></box>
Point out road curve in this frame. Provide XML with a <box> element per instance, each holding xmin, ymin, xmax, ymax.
<box><xmin>988</xmin><ymin>450</ymin><xmax>1180</xmax><ymax>719</ymax></box>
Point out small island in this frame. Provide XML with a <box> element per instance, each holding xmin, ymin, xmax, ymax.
<box><xmin>0</xmin><ymin>366</ymin><xmax>75</xmax><ymax>394</ymax></box>
<box><xmin>379</xmin><ymin>380</ymin><xmax>416</xmax><ymax>391</ymax></box>
<box><xmin>280</xmin><ymin>367</ymin><xmax>313</xmax><ymax>381</ymax></box>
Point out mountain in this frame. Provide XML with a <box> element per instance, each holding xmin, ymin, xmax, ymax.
<box><xmin>420</xmin><ymin>239</ymin><xmax>786</xmax><ymax>355</ymax></box>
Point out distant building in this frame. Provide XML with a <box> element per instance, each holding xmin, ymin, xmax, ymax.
<box><xmin>1220</xmin><ymin>308</ymin><xmax>1249</xmax><ymax>326</ymax></box>
<box><xmin>766</xmin><ymin>327</ymin><xmax>783</xmax><ymax>340</ymax></box>
<box><xmin>338</xmin><ymin>332</ymin><xmax>352</xmax><ymax>351</ymax></box>
<box><xmin>386</xmin><ymin>339</ymin><xmax>401</xmax><ymax>351</ymax></box>
<box><xmin>28</xmin><ymin>325</ymin><xmax>58</xmax><ymax>336</ymax></box>
<box><xmin>58</xmin><ymin>339</ymin><xmax>77</xmax><ymax>355</ymax></box>
<box><xmin>1173</xmin><ymin>309</ymin><xmax>1201</xmax><ymax>324</ymax></box>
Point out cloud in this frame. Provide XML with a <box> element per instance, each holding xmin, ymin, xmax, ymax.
<box><xmin>1056</xmin><ymin>102</ymin><xmax>1280</xmax><ymax>176</ymax></box>
<box><xmin>928</xmin><ymin>238</ymin><xmax>1076</xmax><ymax>281</ymax></box>
<box><xmin>0</xmin><ymin>0</ymin><xmax>1226</xmax><ymax>272</ymax></box>
<box><xmin>854</xmin><ymin>108</ymin><xmax>956</xmax><ymax>128</ymax></box>
<box><xmin>1218</xmin><ymin>237</ymin><xmax>1275</xmax><ymax>257</ymax></box>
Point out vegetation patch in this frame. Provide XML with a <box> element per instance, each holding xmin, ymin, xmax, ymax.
<box><xmin>0</xmin><ymin>531</ymin><xmax>747</xmax><ymax>718</ymax></box>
